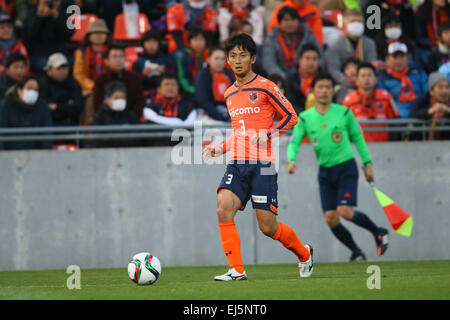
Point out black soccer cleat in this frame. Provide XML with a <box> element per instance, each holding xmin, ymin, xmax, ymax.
<box><xmin>375</xmin><ymin>228</ymin><xmax>389</xmax><ymax>256</ymax></box>
<box><xmin>348</xmin><ymin>250</ymin><xmax>367</xmax><ymax>262</ymax></box>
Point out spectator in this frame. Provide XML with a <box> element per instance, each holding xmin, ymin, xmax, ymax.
<box><xmin>334</xmin><ymin>57</ymin><xmax>359</xmax><ymax>104</ymax></box>
<box><xmin>73</xmin><ymin>18</ymin><xmax>111</xmax><ymax>126</ymax></box>
<box><xmin>285</xmin><ymin>43</ymin><xmax>321</xmax><ymax>114</ymax></box>
<box><xmin>427</xmin><ymin>21</ymin><xmax>450</xmax><ymax>73</ymax></box>
<box><xmin>262</xmin><ymin>6</ymin><xmax>321</xmax><ymax>82</ymax></box>
<box><xmin>23</xmin><ymin>0</ymin><xmax>74</xmax><ymax>75</ymax></box>
<box><xmin>415</xmin><ymin>0</ymin><xmax>450</xmax><ymax>51</ymax></box>
<box><xmin>132</xmin><ymin>29</ymin><xmax>168</xmax><ymax>105</ymax></box>
<box><xmin>218</xmin><ymin>0</ymin><xmax>265</xmax><ymax>45</ymax></box>
<box><xmin>0</xmin><ymin>75</ymin><xmax>53</xmax><ymax>150</ymax></box>
<box><xmin>342</xmin><ymin>62</ymin><xmax>400</xmax><ymax>142</ymax></box>
<box><xmin>168</xmin><ymin>28</ymin><xmax>209</xmax><ymax>98</ymax></box>
<box><xmin>374</xmin><ymin>12</ymin><xmax>418</xmax><ymax>62</ymax></box>
<box><xmin>362</xmin><ymin>0</ymin><xmax>416</xmax><ymax>41</ymax></box>
<box><xmin>377</xmin><ymin>42</ymin><xmax>428</xmax><ymax>118</ymax></box>
<box><xmin>0</xmin><ymin>13</ymin><xmax>29</xmax><ymax>75</ymax></box>
<box><xmin>166</xmin><ymin>0</ymin><xmax>218</xmax><ymax>52</ymax></box>
<box><xmin>92</xmin><ymin>80</ymin><xmax>142</xmax><ymax>148</ymax></box>
<box><xmin>39</xmin><ymin>53</ymin><xmax>84</xmax><ymax>126</ymax></box>
<box><xmin>0</xmin><ymin>53</ymin><xmax>28</xmax><ymax>99</ymax></box>
<box><xmin>325</xmin><ymin>8</ymin><xmax>377</xmax><ymax>85</ymax></box>
<box><xmin>268</xmin><ymin>0</ymin><xmax>323</xmax><ymax>48</ymax></box>
<box><xmin>93</xmin><ymin>46</ymin><xmax>145</xmax><ymax>119</ymax></box>
<box><xmin>410</xmin><ymin>71</ymin><xmax>450</xmax><ymax>140</ymax></box>
<box><xmin>194</xmin><ymin>47</ymin><xmax>234</xmax><ymax>122</ymax></box>
<box><xmin>143</xmin><ymin>74</ymin><xmax>197</xmax><ymax>127</ymax></box>
<box><xmin>73</xmin><ymin>19</ymin><xmax>111</xmax><ymax>93</ymax></box>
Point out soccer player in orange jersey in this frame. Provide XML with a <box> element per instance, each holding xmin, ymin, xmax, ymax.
<box><xmin>202</xmin><ymin>34</ymin><xmax>313</xmax><ymax>280</ymax></box>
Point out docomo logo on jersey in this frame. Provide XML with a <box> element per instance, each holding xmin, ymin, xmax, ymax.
<box><xmin>229</xmin><ymin>106</ymin><xmax>261</xmax><ymax>118</ymax></box>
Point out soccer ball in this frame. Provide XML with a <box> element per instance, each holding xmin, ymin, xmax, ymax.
<box><xmin>128</xmin><ymin>252</ymin><xmax>162</xmax><ymax>285</ymax></box>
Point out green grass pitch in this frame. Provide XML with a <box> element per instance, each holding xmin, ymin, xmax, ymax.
<box><xmin>1</xmin><ymin>260</ymin><xmax>449</xmax><ymax>300</ymax></box>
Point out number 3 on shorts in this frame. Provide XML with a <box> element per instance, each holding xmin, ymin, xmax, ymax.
<box><xmin>225</xmin><ymin>174</ymin><xmax>233</xmax><ymax>184</ymax></box>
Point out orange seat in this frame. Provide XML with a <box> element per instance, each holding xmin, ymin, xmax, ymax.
<box><xmin>71</xmin><ymin>14</ymin><xmax>98</xmax><ymax>42</ymax></box>
<box><xmin>113</xmin><ymin>13</ymin><xmax>150</xmax><ymax>41</ymax></box>
<box><xmin>124</xmin><ymin>46</ymin><xmax>144</xmax><ymax>70</ymax></box>
<box><xmin>322</xmin><ymin>10</ymin><xmax>344</xmax><ymax>30</ymax></box>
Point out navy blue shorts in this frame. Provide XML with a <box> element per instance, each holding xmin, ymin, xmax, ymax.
<box><xmin>318</xmin><ymin>158</ymin><xmax>358</xmax><ymax>212</ymax></box>
<box><xmin>217</xmin><ymin>161</ymin><xmax>278</xmax><ymax>215</ymax></box>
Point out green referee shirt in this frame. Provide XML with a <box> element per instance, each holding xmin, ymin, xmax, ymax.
<box><xmin>287</xmin><ymin>103</ymin><xmax>372</xmax><ymax>168</ymax></box>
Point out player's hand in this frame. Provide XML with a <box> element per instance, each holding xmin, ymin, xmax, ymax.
<box><xmin>364</xmin><ymin>166</ymin><xmax>375</xmax><ymax>183</ymax></box>
<box><xmin>250</xmin><ymin>131</ymin><xmax>268</xmax><ymax>145</ymax></box>
<box><xmin>202</xmin><ymin>145</ymin><xmax>223</xmax><ymax>158</ymax></box>
<box><xmin>287</xmin><ymin>163</ymin><xmax>297</xmax><ymax>175</ymax></box>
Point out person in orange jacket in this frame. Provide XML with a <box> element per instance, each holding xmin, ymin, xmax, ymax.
<box><xmin>166</xmin><ymin>0</ymin><xmax>218</xmax><ymax>53</ymax></box>
<box><xmin>268</xmin><ymin>0</ymin><xmax>323</xmax><ymax>48</ymax></box>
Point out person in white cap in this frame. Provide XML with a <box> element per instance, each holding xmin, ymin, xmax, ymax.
<box><xmin>39</xmin><ymin>53</ymin><xmax>84</xmax><ymax>127</ymax></box>
<box><xmin>376</xmin><ymin>42</ymin><xmax>428</xmax><ymax>119</ymax></box>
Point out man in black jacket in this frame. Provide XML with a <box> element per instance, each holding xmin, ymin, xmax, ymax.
<box><xmin>23</xmin><ymin>0</ymin><xmax>74</xmax><ymax>75</ymax></box>
<box><xmin>39</xmin><ymin>52</ymin><xmax>84</xmax><ymax>126</ymax></box>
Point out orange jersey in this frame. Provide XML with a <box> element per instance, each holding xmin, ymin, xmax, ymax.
<box><xmin>221</xmin><ymin>75</ymin><xmax>298</xmax><ymax>162</ymax></box>
<box><xmin>342</xmin><ymin>88</ymin><xmax>399</xmax><ymax>142</ymax></box>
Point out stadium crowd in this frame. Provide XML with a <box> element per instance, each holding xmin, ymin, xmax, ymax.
<box><xmin>0</xmin><ymin>0</ymin><xmax>449</xmax><ymax>150</ymax></box>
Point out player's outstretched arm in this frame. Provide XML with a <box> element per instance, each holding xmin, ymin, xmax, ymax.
<box><xmin>346</xmin><ymin>109</ymin><xmax>374</xmax><ymax>182</ymax></box>
<box><xmin>202</xmin><ymin>144</ymin><xmax>223</xmax><ymax>158</ymax></box>
<box><xmin>286</xmin><ymin>117</ymin><xmax>306</xmax><ymax>174</ymax></box>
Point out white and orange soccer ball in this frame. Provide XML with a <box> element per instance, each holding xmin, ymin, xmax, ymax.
<box><xmin>127</xmin><ymin>252</ymin><xmax>162</xmax><ymax>285</ymax></box>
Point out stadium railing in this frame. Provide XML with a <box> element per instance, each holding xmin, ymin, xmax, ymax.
<box><xmin>0</xmin><ymin>119</ymin><xmax>449</xmax><ymax>147</ymax></box>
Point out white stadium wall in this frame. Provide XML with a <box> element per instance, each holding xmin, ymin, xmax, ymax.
<box><xmin>0</xmin><ymin>140</ymin><xmax>449</xmax><ymax>271</ymax></box>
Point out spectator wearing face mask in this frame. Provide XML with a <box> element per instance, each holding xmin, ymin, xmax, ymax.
<box><xmin>0</xmin><ymin>75</ymin><xmax>53</xmax><ymax>150</ymax></box>
<box><xmin>92</xmin><ymin>80</ymin><xmax>141</xmax><ymax>148</ymax></box>
<box><xmin>325</xmin><ymin>9</ymin><xmax>377</xmax><ymax>85</ymax></box>
<box><xmin>374</xmin><ymin>12</ymin><xmax>418</xmax><ymax>62</ymax></box>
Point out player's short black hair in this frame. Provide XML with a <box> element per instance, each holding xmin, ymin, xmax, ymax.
<box><xmin>341</xmin><ymin>57</ymin><xmax>361</xmax><ymax>73</ymax></box>
<box><xmin>141</xmin><ymin>29</ymin><xmax>162</xmax><ymax>45</ymax></box>
<box><xmin>357</xmin><ymin>62</ymin><xmax>377</xmax><ymax>76</ymax></box>
<box><xmin>5</xmin><ymin>52</ymin><xmax>28</xmax><ymax>68</ymax></box>
<box><xmin>277</xmin><ymin>6</ymin><xmax>299</xmax><ymax>23</ymax></box>
<box><xmin>104</xmin><ymin>80</ymin><xmax>127</xmax><ymax>97</ymax></box>
<box><xmin>299</xmin><ymin>43</ymin><xmax>321</xmax><ymax>59</ymax></box>
<box><xmin>312</xmin><ymin>72</ymin><xmax>335</xmax><ymax>89</ymax></box>
<box><xmin>225</xmin><ymin>33</ymin><xmax>256</xmax><ymax>57</ymax></box>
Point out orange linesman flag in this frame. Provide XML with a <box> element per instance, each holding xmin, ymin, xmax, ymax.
<box><xmin>371</xmin><ymin>184</ymin><xmax>414</xmax><ymax>237</ymax></box>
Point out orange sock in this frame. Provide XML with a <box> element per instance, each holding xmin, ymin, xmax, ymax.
<box><xmin>272</xmin><ymin>222</ymin><xmax>310</xmax><ymax>262</ymax></box>
<box><xmin>218</xmin><ymin>221</ymin><xmax>245</xmax><ymax>273</ymax></box>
